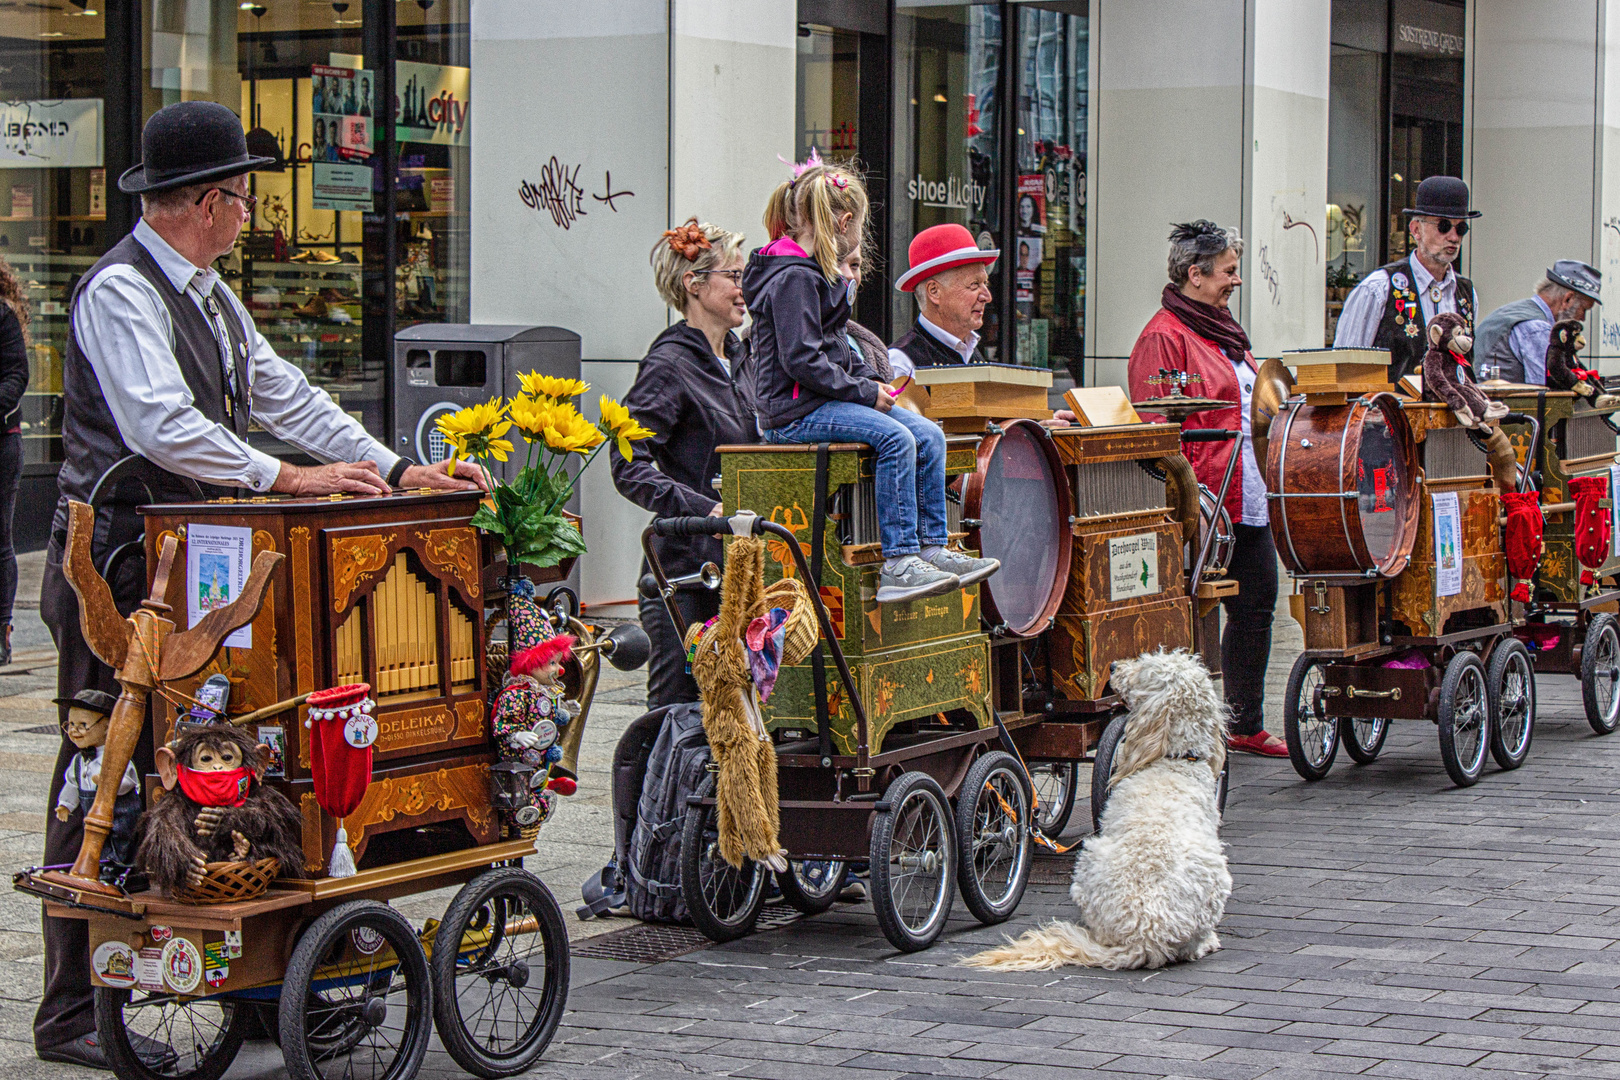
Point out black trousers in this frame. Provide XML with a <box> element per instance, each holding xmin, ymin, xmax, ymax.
<box><xmin>1220</xmin><ymin>523</ymin><xmax>1279</xmax><ymax>737</ymax></box>
<box><xmin>35</xmin><ymin>541</ymin><xmax>154</xmax><ymax>1051</ymax></box>
<box><xmin>0</xmin><ymin>432</ymin><xmax>18</xmax><ymax>627</ymax></box>
<box><xmin>639</xmin><ymin>588</ymin><xmax>720</xmax><ymax>710</ymax></box>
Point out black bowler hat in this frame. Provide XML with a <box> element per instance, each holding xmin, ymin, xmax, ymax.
<box><xmin>1548</xmin><ymin>260</ymin><xmax>1602</xmax><ymax>304</ymax></box>
<box><xmin>1401</xmin><ymin>175</ymin><xmax>1482</xmax><ymax>220</ymax></box>
<box><xmin>52</xmin><ymin>688</ymin><xmax>117</xmax><ymax>717</ymax></box>
<box><xmin>118</xmin><ymin>101</ymin><xmax>277</xmax><ymax>194</ymax></box>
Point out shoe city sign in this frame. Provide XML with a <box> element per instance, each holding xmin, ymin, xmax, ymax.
<box><xmin>908</xmin><ymin>173</ymin><xmax>987</xmax><ymax>214</ymax></box>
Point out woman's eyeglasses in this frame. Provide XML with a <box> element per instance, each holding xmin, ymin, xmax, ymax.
<box><xmin>1430</xmin><ymin>218</ymin><xmax>1469</xmax><ymax>238</ymax></box>
<box><xmin>693</xmin><ymin>269</ymin><xmax>743</xmax><ymax>285</ymax></box>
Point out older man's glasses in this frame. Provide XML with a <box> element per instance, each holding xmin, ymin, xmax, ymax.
<box><xmin>196</xmin><ymin>187</ymin><xmax>258</xmax><ymax>211</ymax></box>
<box><xmin>1430</xmin><ymin>218</ymin><xmax>1469</xmax><ymax>238</ymax></box>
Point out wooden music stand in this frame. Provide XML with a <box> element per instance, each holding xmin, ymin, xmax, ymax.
<box><xmin>33</xmin><ymin>500</ymin><xmax>281</xmax><ymax>900</ymax></box>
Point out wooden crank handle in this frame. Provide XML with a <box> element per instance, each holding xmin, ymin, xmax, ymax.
<box><xmin>159</xmin><ymin>550</ymin><xmax>284</xmax><ymax>682</ymax></box>
<box><xmin>62</xmin><ymin>500</ymin><xmax>130</xmax><ymax>671</ymax></box>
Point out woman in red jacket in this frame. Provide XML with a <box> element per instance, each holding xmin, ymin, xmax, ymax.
<box><xmin>1127</xmin><ymin>220</ymin><xmax>1284</xmax><ymax>757</ymax></box>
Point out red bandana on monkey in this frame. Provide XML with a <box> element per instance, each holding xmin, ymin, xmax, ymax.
<box><xmin>176</xmin><ymin>763</ymin><xmax>251</xmax><ymax>808</ymax></box>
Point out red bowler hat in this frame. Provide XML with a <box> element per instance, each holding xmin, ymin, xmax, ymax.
<box><xmin>895</xmin><ymin>223</ymin><xmax>999</xmax><ymax>293</ymax></box>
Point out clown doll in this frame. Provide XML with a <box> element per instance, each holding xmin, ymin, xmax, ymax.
<box><xmin>52</xmin><ymin>689</ymin><xmax>141</xmax><ymax>882</ymax></box>
<box><xmin>492</xmin><ymin>594</ymin><xmax>581</xmax><ymax>830</ymax></box>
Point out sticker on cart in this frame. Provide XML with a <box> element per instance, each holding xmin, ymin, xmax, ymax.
<box><xmin>351</xmin><ymin>926</ymin><xmax>386</xmax><ymax>955</ymax></box>
<box><xmin>1108</xmin><ymin>532</ymin><xmax>1160</xmax><ymax>601</ymax></box>
<box><xmin>205</xmin><ymin>961</ymin><xmax>229</xmax><ymax>988</ymax></box>
<box><xmin>1432</xmin><ymin>491</ymin><xmax>1462</xmax><ymax>597</ymax></box>
<box><xmin>224</xmin><ymin>930</ymin><xmax>243</xmax><ymax>959</ymax></box>
<box><xmin>1610</xmin><ymin>463</ymin><xmax>1620</xmax><ymax>557</ymax></box>
<box><xmin>343</xmin><ymin>711</ymin><xmax>378</xmax><ymax>749</ymax></box>
<box><xmin>136</xmin><ymin>948</ymin><xmax>164</xmax><ymax>992</ymax></box>
<box><xmin>148</xmin><ymin>925</ymin><xmax>173</xmax><ymax>943</ymax></box>
<box><xmin>92</xmin><ymin>942</ymin><xmax>137</xmax><ymax>989</ymax></box>
<box><xmin>161</xmin><ymin>938</ymin><xmax>202</xmax><ymax>994</ymax></box>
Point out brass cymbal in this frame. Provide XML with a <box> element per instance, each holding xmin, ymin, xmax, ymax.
<box><xmin>1250</xmin><ymin>357</ymin><xmax>1296</xmax><ymax>466</ymax></box>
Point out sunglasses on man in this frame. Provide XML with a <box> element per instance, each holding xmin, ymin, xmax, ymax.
<box><xmin>1428</xmin><ymin>217</ymin><xmax>1469</xmax><ymax>238</ymax></box>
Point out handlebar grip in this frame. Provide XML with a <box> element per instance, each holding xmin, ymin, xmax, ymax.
<box><xmin>1180</xmin><ymin>428</ymin><xmax>1240</xmax><ymax>443</ymax></box>
<box><xmin>651</xmin><ymin>516</ymin><xmax>732</xmax><ymax>538</ymax></box>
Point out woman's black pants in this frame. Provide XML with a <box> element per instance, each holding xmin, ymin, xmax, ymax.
<box><xmin>1220</xmin><ymin>523</ymin><xmax>1279</xmax><ymax>737</ymax></box>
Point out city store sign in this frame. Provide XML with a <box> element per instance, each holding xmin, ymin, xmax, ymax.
<box><xmin>0</xmin><ymin>98</ymin><xmax>102</xmax><ymax>169</ymax></box>
<box><xmin>907</xmin><ymin>172</ymin><xmax>987</xmax><ymax>213</ymax></box>
<box><xmin>1393</xmin><ymin>0</ymin><xmax>1464</xmax><ymax>57</ymax></box>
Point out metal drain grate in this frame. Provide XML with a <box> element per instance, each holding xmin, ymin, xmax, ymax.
<box><xmin>572</xmin><ymin>904</ymin><xmax>803</xmax><ymax>963</ymax></box>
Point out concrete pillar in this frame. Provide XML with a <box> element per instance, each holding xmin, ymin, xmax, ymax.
<box><xmin>1087</xmin><ymin>0</ymin><xmax>1328</xmax><ymax>389</ymax></box>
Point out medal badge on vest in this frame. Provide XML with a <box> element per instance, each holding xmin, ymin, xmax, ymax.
<box><xmin>1390</xmin><ymin>273</ymin><xmax>1421</xmax><ymax>338</ymax></box>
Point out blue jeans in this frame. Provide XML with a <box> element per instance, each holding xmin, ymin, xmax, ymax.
<box><xmin>765</xmin><ymin>400</ymin><xmax>947</xmax><ymax>557</ymax></box>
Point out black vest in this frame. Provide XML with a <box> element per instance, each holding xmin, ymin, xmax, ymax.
<box><xmin>890</xmin><ymin>319</ymin><xmax>989</xmax><ymax>369</ymax></box>
<box><xmin>1372</xmin><ymin>257</ymin><xmax>1476</xmax><ymax>384</ymax></box>
<box><xmin>55</xmin><ymin>232</ymin><xmax>253</xmax><ymax>544</ymax></box>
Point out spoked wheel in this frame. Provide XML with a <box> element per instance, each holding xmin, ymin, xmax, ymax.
<box><xmin>279</xmin><ymin>899</ymin><xmax>434</xmax><ymax>1080</ymax></box>
<box><xmin>1089</xmin><ymin>714</ymin><xmax>1126</xmax><ymax>828</ymax></box>
<box><xmin>1283</xmin><ymin>655</ymin><xmax>1339</xmax><ymax>781</ymax></box>
<box><xmin>869</xmin><ymin>770</ymin><xmax>956</xmax><ymax>952</ymax></box>
<box><xmin>94</xmin><ymin>987</ymin><xmax>249</xmax><ymax>1080</ymax></box>
<box><xmin>1487</xmin><ymin>639</ymin><xmax>1536</xmax><ymax>771</ymax></box>
<box><xmin>679</xmin><ymin>776</ymin><xmax>767</xmax><ymax>942</ymax></box>
<box><xmin>776</xmin><ymin>859</ymin><xmax>846</xmax><ymax>916</ymax></box>
<box><xmin>1339</xmin><ymin>716</ymin><xmax>1389</xmax><ymax>765</ymax></box>
<box><xmin>1438</xmin><ymin>651</ymin><xmax>1490</xmax><ymax>787</ymax></box>
<box><xmin>431</xmin><ymin>867</ymin><xmax>570</xmax><ymax>1077</ymax></box>
<box><xmin>954</xmin><ymin>751</ymin><xmax>1032</xmax><ymax>925</ymax></box>
<box><xmin>1581</xmin><ymin>613</ymin><xmax>1620</xmax><ymax>734</ymax></box>
<box><xmin>1027</xmin><ymin>760</ymin><xmax>1079</xmax><ymax>838</ymax></box>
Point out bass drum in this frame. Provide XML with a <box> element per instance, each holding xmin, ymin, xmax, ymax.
<box><xmin>1193</xmin><ymin>484</ymin><xmax>1234</xmax><ymax>579</ymax></box>
<box><xmin>1266</xmin><ymin>392</ymin><xmax>1419</xmax><ymax>578</ymax></box>
<box><xmin>961</xmin><ymin>418</ymin><xmax>1072</xmax><ymax>637</ymax></box>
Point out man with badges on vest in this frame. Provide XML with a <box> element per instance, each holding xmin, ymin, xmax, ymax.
<box><xmin>1474</xmin><ymin>260</ymin><xmax>1601</xmax><ymax>385</ymax></box>
<box><xmin>34</xmin><ymin>100</ymin><xmax>483</xmax><ymax>1070</ymax></box>
<box><xmin>1333</xmin><ymin>175</ymin><xmax>1483</xmax><ymax>385</ymax></box>
<box><xmin>887</xmin><ymin>223</ymin><xmax>999</xmax><ymax>377</ymax></box>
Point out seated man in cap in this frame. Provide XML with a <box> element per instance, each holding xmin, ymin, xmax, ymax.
<box><xmin>887</xmin><ymin>223</ymin><xmax>998</xmax><ymax>377</ymax></box>
<box><xmin>1334</xmin><ymin>175</ymin><xmax>1482</xmax><ymax>385</ymax></box>
<box><xmin>1473</xmin><ymin>261</ymin><xmax>1601</xmax><ymax>385</ymax></box>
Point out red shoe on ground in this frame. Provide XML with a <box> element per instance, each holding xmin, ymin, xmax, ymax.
<box><xmin>1228</xmin><ymin>731</ymin><xmax>1289</xmax><ymax>757</ymax></box>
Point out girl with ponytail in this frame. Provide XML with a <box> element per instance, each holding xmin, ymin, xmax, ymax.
<box><xmin>741</xmin><ymin>154</ymin><xmax>998</xmax><ymax>604</ymax></box>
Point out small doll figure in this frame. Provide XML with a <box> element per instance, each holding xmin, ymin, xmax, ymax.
<box><xmin>491</xmin><ymin>592</ymin><xmax>584</xmax><ymax>834</ymax></box>
<box><xmin>137</xmin><ymin>723</ymin><xmax>305</xmax><ymax>895</ymax></box>
<box><xmin>53</xmin><ymin>689</ymin><xmax>141</xmax><ymax>883</ymax></box>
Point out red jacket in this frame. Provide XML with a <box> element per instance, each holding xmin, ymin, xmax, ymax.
<box><xmin>1127</xmin><ymin>308</ymin><xmax>1256</xmax><ymax>523</ymax></box>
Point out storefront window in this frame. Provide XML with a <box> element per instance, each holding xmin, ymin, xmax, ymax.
<box><xmin>0</xmin><ymin>4</ymin><xmax>108</xmax><ymax>469</ymax></box>
<box><xmin>797</xmin><ymin>25</ymin><xmax>861</xmax><ymax>163</ymax></box>
<box><xmin>1387</xmin><ymin>0</ymin><xmax>1464</xmax><ymax>259</ymax></box>
<box><xmin>892</xmin><ymin>1</ymin><xmax>1003</xmax><ymax>359</ymax></box>
<box><xmin>1012</xmin><ymin>1</ymin><xmax>1086</xmax><ymax>375</ymax></box>
<box><xmin>1327</xmin><ymin>0</ymin><xmax>1386</xmax><ymax>342</ymax></box>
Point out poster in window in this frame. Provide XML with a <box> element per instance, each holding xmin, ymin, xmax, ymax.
<box><xmin>1016</xmin><ymin>174</ymin><xmax>1046</xmax><ymax>236</ymax></box>
<box><xmin>311</xmin><ymin>64</ymin><xmax>373</xmax><ymax>212</ymax></box>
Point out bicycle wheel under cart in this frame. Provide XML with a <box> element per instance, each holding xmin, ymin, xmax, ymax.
<box><xmin>870</xmin><ymin>770</ymin><xmax>957</xmax><ymax>952</ymax></box>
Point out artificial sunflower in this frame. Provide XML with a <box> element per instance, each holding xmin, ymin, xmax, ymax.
<box><xmin>517</xmin><ymin>372</ymin><xmax>591</xmax><ymax>402</ymax></box>
<box><xmin>544</xmin><ymin>405</ymin><xmax>607</xmax><ymax>455</ymax></box>
<box><xmin>435</xmin><ymin>398</ymin><xmax>515</xmax><ymax>463</ymax></box>
<box><xmin>507</xmin><ymin>394</ymin><xmax>556</xmax><ymax>442</ymax></box>
<box><xmin>598</xmin><ymin>395</ymin><xmax>657</xmax><ymax>461</ymax></box>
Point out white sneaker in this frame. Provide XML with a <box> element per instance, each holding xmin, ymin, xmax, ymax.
<box><xmin>876</xmin><ymin>556</ymin><xmax>960</xmax><ymax>603</ymax></box>
<box><xmin>923</xmin><ymin>547</ymin><xmax>1000</xmax><ymax>587</ymax></box>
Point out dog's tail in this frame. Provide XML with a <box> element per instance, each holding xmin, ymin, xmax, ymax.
<box><xmin>960</xmin><ymin>920</ymin><xmax>1153</xmax><ymax>971</ymax></box>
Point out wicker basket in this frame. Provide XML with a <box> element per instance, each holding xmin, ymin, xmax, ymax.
<box><xmin>173</xmin><ymin>858</ymin><xmax>280</xmax><ymax>905</ymax></box>
<box><xmin>763</xmin><ymin>577</ymin><xmax>820</xmax><ymax>666</ymax></box>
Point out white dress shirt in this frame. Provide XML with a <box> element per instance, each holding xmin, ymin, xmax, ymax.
<box><xmin>887</xmin><ymin>313</ymin><xmax>981</xmax><ymax>379</ymax></box>
<box><xmin>1332</xmin><ymin>256</ymin><xmax>1479</xmax><ymax>349</ymax></box>
<box><xmin>1503</xmin><ymin>295</ymin><xmax>1555</xmax><ymax>385</ymax></box>
<box><xmin>1231</xmin><ymin>358</ymin><xmax>1267</xmax><ymax>526</ymax></box>
<box><xmin>72</xmin><ymin>219</ymin><xmax>398</xmax><ymax>493</ymax></box>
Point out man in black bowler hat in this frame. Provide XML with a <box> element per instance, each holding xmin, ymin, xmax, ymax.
<box><xmin>1334</xmin><ymin>175</ymin><xmax>1484</xmax><ymax>384</ymax></box>
<box><xmin>34</xmin><ymin>100</ymin><xmax>483</xmax><ymax>1068</ymax></box>
<box><xmin>1474</xmin><ymin>260</ymin><xmax>1602</xmax><ymax>384</ymax></box>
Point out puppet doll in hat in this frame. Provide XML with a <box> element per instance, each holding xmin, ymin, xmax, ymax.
<box><xmin>53</xmin><ymin>689</ymin><xmax>142</xmax><ymax>883</ymax></box>
<box><xmin>491</xmin><ymin>593</ymin><xmax>581</xmax><ymax>829</ymax></box>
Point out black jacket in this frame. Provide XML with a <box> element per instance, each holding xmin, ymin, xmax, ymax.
<box><xmin>0</xmin><ymin>304</ymin><xmax>26</xmax><ymax>434</ymax></box>
<box><xmin>610</xmin><ymin>321</ymin><xmax>758</xmax><ymax>577</ymax></box>
<box><xmin>740</xmin><ymin>249</ymin><xmax>879</xmax><ymax>429</ymax></box>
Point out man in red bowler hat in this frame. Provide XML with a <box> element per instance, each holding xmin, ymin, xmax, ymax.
<box><xmin>887</xmin><ymin>223</ymin><xmax>1000</xmax><ymax>377</ymax></box>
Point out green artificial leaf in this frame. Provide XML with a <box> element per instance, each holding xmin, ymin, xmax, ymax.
<box><xmin>468</xmin><ymin>503</ymin><xmax>506</xmax><ymax>538</ymax></box>
<box><xmin>511</xmin><ymin>514</ymin><xmax>588</xmax><ymax>568</ymax></box>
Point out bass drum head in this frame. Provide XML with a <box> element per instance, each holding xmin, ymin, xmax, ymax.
<box><xmin>963</xmin><ymin>419</ymin><xmax>1072</xmax><ymax>637</ymax></box>
<box><xmin>1353</xmin><ymin>400</ymin><xmax>1411</xmax><ymax>570</ymax></box>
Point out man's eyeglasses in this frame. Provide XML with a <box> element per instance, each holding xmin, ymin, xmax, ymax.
<box><xmin>1429</xmin><ymin>217</ymin><xmax>1469</xmax><ymax>238</ymax></box>
<box><xmin>196</xmin><ymin>187</ymin><xmax>258</xmax><ymax>211</ymax></box>
<box><xmin>692</xmin><ymin>269</ymin><xmax>743</xmax><ymax>285</ymax></box>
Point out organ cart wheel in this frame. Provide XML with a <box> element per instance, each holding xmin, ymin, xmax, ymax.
<box><xmin>776</xmin><ymin>859</ymin><xmax>846</xmax><ymax>916</ymax></box>
<box><xmin>954</xmin><ymin>751</ymin><xmax>1033</xmax><ymax>925</ymax></box>
<box><xmin>93</xmin><ymin>986</ymin><xmax>250</xmax><ymax>1080</ymax></box>
<box><xmin>1581</xmin><ymin>612</ymin><xmax>1620</xmax><ymax>735</ymax></box>
<box><xmin>1092</xmin><ymin>714</ymin><xmax>1230</xmax><ymax>827</ymax></box>
<box><xmin>1437</xmin><ymin>651</ymin><xmax>1491</xmax><ymax>787</ymax></box>
<box><xmin>869</xmin><ymin>771</ymin><xmax>956</xmax><ymax>952</ymax></box>
<box><xmin>1486</xmin><ymin>639</ymin><xmax>1536</xmax><ymax>771</ymax></box>
<box><xmin>680</xmin><ymin>775</ymin><xmax>768</xmax><ymax>943</ymax></box>
<box><xmin>1028</xmin><ymin>761</ymin><xmax>1079</xmax><ymax>838</ymax></box>
<box><xmin>279</xmin><ymin>899</ymin><xmax>434</xmax><ymax>1080</ymax></box>
<box><xmin>430</xmin><ymin>867</ymin><xmax>570</xmax><ymax>1077</ymax></box>
<box><xmin>1283</xmin><ymin>655</ymin><xmax>1339</xmax><ymax>781</ymax></box>
<box><xmin>1338</xmin><ymin>716</ymin><xmax>1389</xmax><ymax>764</ymax></box>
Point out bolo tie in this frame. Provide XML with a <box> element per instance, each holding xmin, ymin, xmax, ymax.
<box><xmin>197</xmin><ymin>280</ymin><xmax>251</xmax><ymax>423</ymax></box>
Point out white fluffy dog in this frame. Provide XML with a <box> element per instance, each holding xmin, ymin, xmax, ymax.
<box><xmin>965</xmin><ymin>649</ymin><xmax>1231</xmax><ymax>970</ymax></box>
